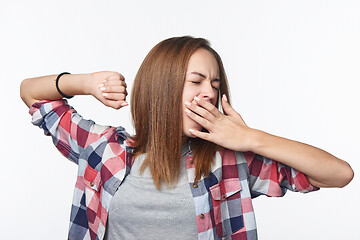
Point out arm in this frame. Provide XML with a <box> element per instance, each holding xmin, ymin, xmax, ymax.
<box><xmin>185</xmin><ymin>95</ymin><xmax>354</xmax><ymax>188</ymax></box>
<box><xmin>22</xmin><ymin>71</ymin><xmax>129</xmax><ymax>164</ymax></box>
<box><xmin>20</xmin><ymin>71</ymin><xmax>128</xmax><ymax>109</ymax></box>
<box><xmin>247</xmin><ymin>129</ymin><xmax>353</xmax><ymax>188</ymax></box>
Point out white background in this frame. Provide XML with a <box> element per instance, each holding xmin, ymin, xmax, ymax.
<box><xmin>1</xmin><ymin>0</ymin><xmax>359</xmax><ymax>239</ymax></box>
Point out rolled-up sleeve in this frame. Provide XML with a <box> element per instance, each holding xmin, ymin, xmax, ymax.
<box><xmin>30</xmin><ymin>100</ymin><xmax>113</xmax><ymax>164</ymax></box>
<box><xmin>244</xmin><ymin>152</ymin><xmax>319</xmax><ymax>198</ymax></box>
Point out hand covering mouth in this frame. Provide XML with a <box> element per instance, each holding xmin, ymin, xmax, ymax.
<box><xmin>191</xmin><ymin>110</ymin><xmax>201</xmax><ymax>117</ymax></box>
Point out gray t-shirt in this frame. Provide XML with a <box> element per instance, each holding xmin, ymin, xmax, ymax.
<box><xmin>104</xmin><ymin>143</ymin><xmax>198</xmax><ymax>239</ymax></box>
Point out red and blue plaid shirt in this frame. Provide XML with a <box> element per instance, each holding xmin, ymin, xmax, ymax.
<box><xmin>30</xmin><ymin>100</ymin><xmax>318</xmax><ymax>240</ymax></box>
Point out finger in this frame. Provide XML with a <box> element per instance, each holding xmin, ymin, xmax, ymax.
<box><xmin>104</xmin><ymin>100</ymin><xmax>128</xmax><ymax>110</ymax></box>
<box><xmin>100</xmin><ymin>85</ymin><xmax>128</xmax><ymax>96</ymax></box>
<box><xmin>222</xmin><ymin>94</ymin><xmax>247</xmax><ymax>126</ymax></box>
<box><xmin>103</xmin><ymin>79</ymin><xmax>127</xmax><ymax>88</ymax></box>
<box><xmin>99</xmin><ymin>79</ymin><xmax>127</xmax><ymax>94</ymax></box>
<box><xmin>105</xmin><ymin>79</ymin><xmax>127</xmax><ymax>89</ymax></box>
<box><xmin>194</xmin><ymin>96</ymin><xmax>223</xmax><ymax>118</ymax></box>
<box><xmin>107</xmin><ymin>73</ymin><xmax>125</xmax><ymax>81</ymax></box>
<box><xmin>102</xmin><ymin>92</ymin><xmax>127</xmax><ymax>101</ymax></box>
<box><xmin>185</xmin><ymin>108</ymin><xmax>213</xmax><ymax>131</ymax></box>
<box><xmin>185</xmin><ymin>101</ymin><xmax>216</xmax><ymax>122</ymax></box>
<box><xmin>188</xmin><ymin>128</ymin><xmax>211</xmax><ymax>141</ymax></box>
<box><xmin>221</xmin><ymin>94</ymin><xmax>237</xmax><ymax>116</ymax></box>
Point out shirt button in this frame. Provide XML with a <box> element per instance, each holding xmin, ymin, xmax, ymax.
<box><xmin>193</xmin><ymin>183</ymin><xmax>198</xmax><ymax>188</ymax></box>
<box><xmin>90</xmin><ymin>181</ymin><xmax>95</xmax><ymax>187</ymax></box>
<box><xmin>199</xmin><ymin>214</ymin><xmax>205</xmax><ymax>219</ymax></box>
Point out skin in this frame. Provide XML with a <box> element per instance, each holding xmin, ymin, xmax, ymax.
<box><xmin>181</xmin><ymin>49</ymin><xmax>354</xmax><ymax>188</ymax></box>
<box><xmin>182</xmin><ymin>48</ymin><xmax>221</xmax><ymax>140</ymax></box>
<box><xmin>20</xmin><ymin>49</ymin><xmax>354</xmax><ymax>189</ymax></box>
<box><xmin>20</xmin><ymin>71</ymin><xmax>128</xmax><ymax>109</ymax></box>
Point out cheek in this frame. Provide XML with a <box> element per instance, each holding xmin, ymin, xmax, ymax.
<box><xmin>212</xmin><ymin>93</ymin><xmax>219</xmax><ymax>106</ymax></box>
<box><xmin>182</xmin><ymin>117</ymin><xmax>202</xmax><ymax>137</ymax></box>
<box><xmin>182</xmin><ymin>105</ymin><xmax>202</xmax><ymax>137</ymax></box>
<box><xmin>182</xmin><ymin>81</ymin><xmax>201</xmax><ymax>101</ymax></box>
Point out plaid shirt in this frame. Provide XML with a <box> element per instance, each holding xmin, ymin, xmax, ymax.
<box><xmin>30</xmin><ymin>100</ymin><xmax>318</xmax><ymax>240</ymax></box>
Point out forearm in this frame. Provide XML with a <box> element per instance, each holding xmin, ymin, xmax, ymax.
<box><xmin>184</xmin><ymin>96</ymin><xmax>354</xmax><ymax>188</ymax></box>
<box><xmin>249</xmin><ymin>129</ymin><xmax>354</xmax><ymax>188</ymax></box>
<box><xmin>20</xmin><ymin>73</ymin><xmax>91</xmax><ymax>108</ymax></box>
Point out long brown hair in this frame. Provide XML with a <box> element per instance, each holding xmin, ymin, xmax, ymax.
<box><xmin>130</xmin><ymin>36</ymin><xmax>230</xmax><ymax>189</ymax></box>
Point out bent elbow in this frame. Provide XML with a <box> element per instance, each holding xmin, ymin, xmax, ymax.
<box><xmin>336</xmin><ymin>161</ymin><xmax>354</xmax><ymax>188</ymax></box>
<box><xmin>20</xmin><ymin>78</ymin><xmax>36</xmax><ymax>108</ymax></box>
<box><xmin>20</xmin><ymin>78</ymin><xmax>31</xmax><ymax>102</ymax></box>
<box><xmin>20</xmin><ymin>79</ymin><xmax>27</xmax><ymax>101</ymax></box>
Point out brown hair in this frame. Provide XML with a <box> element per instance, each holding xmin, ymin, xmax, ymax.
<box><xmin>130</xmin><ymin>36</ymin><xmax>230</xmax><ymax>189</ymax></box>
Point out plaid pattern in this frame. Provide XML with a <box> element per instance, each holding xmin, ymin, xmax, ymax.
<box><xmin>30</xmin><ymin>100</ymin><xmax>319</xmax><ymax>240</ymax></box>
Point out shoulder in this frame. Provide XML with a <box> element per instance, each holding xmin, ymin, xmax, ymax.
<box><xmin>113</xmin><ymin>126</ymin><xmax>134</xmax><ymax>153</ymax></box>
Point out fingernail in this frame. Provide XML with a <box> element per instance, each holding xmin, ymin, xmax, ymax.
<box><xmin>121</xmin><ymin>102</ymin><xmax>128</xmax><ymax>106</ymax></box>
<box><xmin>194</xmin><ymin>96</ymin><xmax>200</xmax><ymax>101</ymax></box>
<box><xmin>185</xmin><ymin>101</ymin><xmax>191</xmax><ymax>107</ymax></box>
<box><xmin>102</xmin><ymin>93</ymin><xmax>108</xmax><ymax>96</ymax></box>
<box><xmin>185</xmin><ymin>109</ymin><xmax>191</xmax><ymax>114</ymax></box>
<box><xmin>100</xmin><ymin>87</ymin><xmax>106</xmax><ymax>91</ymax></box>
<box><xmin>223</xmin><ymin>94</ymin><xmax>228</xmax><ymax>102</ymax></box>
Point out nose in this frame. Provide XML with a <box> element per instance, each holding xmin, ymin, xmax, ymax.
<box><xmin>198</xmin><ymin>81</ymin><xmax>216</xmax><ymax>102</ymax></box>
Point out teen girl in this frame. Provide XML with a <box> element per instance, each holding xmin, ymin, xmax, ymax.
<box><xmin>21</xmin><ymin>36</ymin><xmax>353</xmax><ymax>240</ymax></box>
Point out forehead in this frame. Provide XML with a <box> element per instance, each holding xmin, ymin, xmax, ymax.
<box><xmin>186</xmin><ymin>48</ymin><xmax>219</xmax><ymax>77</ymax></box>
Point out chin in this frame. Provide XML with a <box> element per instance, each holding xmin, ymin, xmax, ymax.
<box><xmin>182</xmin><ymin>121</ymin><xmax>202</xmax><ymax>138</ymax></box>
<box><xmin>183</xmin><ymin>131</ymin><xmax>197</xmax><ymax>138</ymax></box>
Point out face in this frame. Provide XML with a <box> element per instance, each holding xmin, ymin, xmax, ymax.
<box><xmin>182</xmin><ymin>48</ymin><xmax>220</xmax><ymax>140</ymax></box>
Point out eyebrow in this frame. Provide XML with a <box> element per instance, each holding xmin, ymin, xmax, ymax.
<box><xmin>190</xmin><ymin>71</ymin><xmax>221</xmax><ymax>82</ymax></box>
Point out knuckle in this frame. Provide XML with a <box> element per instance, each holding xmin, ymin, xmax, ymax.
<box><xmin>201</xmin><ymin>132</ymin><xmax>209</xmax><ymax>140</ymax></box>
<box><xmin>201</xmin><ymin>119</ymin><xmax>208</xmax><ymax>127</ymax></box>
<box><xmin>204</xmin><ymin>111</ymin><xmax>211</xmax><ymax>118</ymax></box>
<box><xmin>113</xmin><ymin>102</ymin><xmax>122</xmax><ymax>109</ymax></box>
<box><xmin>112</xmin><ymin>72</ymin><xmax>120</xmax><ymax>78</ymax></box>
<box><xmin>116</xmin><ymin>94</ymin><xmax>124</xmax><ymax>100</ymax></box>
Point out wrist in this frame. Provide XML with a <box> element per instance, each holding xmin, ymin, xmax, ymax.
<box><xmin>246</xmin><ymin>128</ymin><xmax>265</xmax><ymax>153</ymax></box>
<box><xmin>80</xmin><ymin>73</ymin><xmax>93</xmax><ymax>95</ymax></box>
<box><xmin>60</xmin><ymin>73</ymin><xmax>92</xmax><ymax>96</ymax></box>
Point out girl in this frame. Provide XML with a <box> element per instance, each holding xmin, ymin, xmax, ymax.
<box><xmin>20</xmin><ymin>36</ymin><xmax>353</xmax><ymax>240</ymax></box>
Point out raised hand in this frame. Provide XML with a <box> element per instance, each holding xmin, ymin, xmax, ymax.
<box><xmin>88</xmin><ymin>71</ymin><xmax>128</xmax><ymax>109</ymax></box>
<box><xmin>185</xmin><ymin>95</ymin><xmax>254</xmax><ymax>152</ymax></box>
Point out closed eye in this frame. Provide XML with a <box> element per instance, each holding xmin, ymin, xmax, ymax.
<box><xmin>191</xmin><ymin>81</ymin><xmax>219</xmax><ymax>90</ymax></box>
